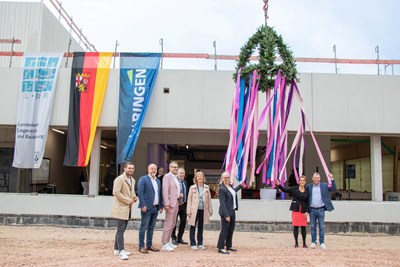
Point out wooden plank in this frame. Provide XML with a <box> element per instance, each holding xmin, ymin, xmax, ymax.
<box><xmin>0</xmin><ymin>51</ymin><xmax>399</xmax><ymax>65</ymax></box>
<box><xmin>0</xmin><ymin>39</ymin><xmax>22</xmax><ymax>44</ymax></box>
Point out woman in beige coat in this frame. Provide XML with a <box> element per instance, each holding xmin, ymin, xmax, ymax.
<box><xmin>186</xmin><ymin>171</ymin><xmax>213</xmax><ymax>250</ymax></box>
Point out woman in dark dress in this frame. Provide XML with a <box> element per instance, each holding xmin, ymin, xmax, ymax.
<box><xmin>276</xmin><ymin>175</ymin><xmax>309</xmax><ymax>248</ymax></box>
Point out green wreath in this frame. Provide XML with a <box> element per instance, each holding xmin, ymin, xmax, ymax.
<box><xmin>234</xmin><ymin>25</ymin><xmax>298</xmax><ymax>92</ymax></box>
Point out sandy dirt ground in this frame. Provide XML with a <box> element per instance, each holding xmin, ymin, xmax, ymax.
<box><xmin>1</xmin><ymin>225</ymin><xmax>400</xmax><ymax>267</ymax></box>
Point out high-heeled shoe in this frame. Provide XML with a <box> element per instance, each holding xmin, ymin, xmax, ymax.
<box><xmin>218</xmin><ymin>249</ymin><xmax>230</xmax><ymax>254</ymax></box>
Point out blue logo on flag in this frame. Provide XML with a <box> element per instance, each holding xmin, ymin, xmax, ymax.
<box><xmin>21</xmin><ymin>56</ymin><xmax>60</xmax><ymax>93</ymax></box>
<box><xmin>116</xmin><ymin>53</ymin><xmax>161</xmax><ymax>165</ymax></box>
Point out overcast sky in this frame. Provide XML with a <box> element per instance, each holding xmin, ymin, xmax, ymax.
<box><xmin>25</xmin><ymin>0</ymin><xmax>400</xmax><ymax>74</ymax></box>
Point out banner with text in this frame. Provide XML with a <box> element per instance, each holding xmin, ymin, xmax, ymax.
<box><xmin>12</xmin><ymin>53</ymin><xmax>63</xmax><ymax>168</ymax></box>
<box><xmin>117</xmin><ymin>53</ymin><xmax>161</xmax><ymax>164</ymax></box>
<box><xmin>64</xmin><ymin>52</ymin><xmax>112</xmax><ymax>166</ymax></box>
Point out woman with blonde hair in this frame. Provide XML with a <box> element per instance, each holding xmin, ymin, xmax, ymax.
<box><xmin>216</xmin><ymin>172</ymin><xmax>242</xmax><ymax>254</ymax></box>
<box><xmin>186</xmin><ymin>171</ymin><xmax>213</xmax><ymax>250</ymax></box>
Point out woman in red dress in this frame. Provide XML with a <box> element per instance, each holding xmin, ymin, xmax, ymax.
<box><xmin>276</xmin><ymin>175</ymin><xmax>309</xmax><ymax>248</ymax></box>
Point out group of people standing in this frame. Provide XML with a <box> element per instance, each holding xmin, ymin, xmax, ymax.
<box><xmin>111</xmin><ymin>162</ymin><xmax>242</xmax><ymax>260</ymax></box>
<box><xmin>276</xmin><ymin>172</ymin><xmax>336</xmax><ymax>249</ymax></box>
<box><xmin>111</xmin><ymin>161</ymin><xmax>336</xmax><ymax>260</ymax></box>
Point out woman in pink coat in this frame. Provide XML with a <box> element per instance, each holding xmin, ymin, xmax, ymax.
<box><xmin>186</xmin><ymin>171</ymin><xmax>213</xmax><ymax>250</ymax></box>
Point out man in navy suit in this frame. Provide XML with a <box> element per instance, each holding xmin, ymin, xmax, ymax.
<box><xmin>138</xmin><ymin>163</ymin><xmax>163</xmax><ymax>253</ymax></box>
<box><xmin>307</xmin><ymin>172</ymin><xmax>336</xmax><ymax>250</ymax></box>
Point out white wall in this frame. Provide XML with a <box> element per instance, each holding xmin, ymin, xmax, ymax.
<box><xmin>0</xmin><ymin>193</ymin><xmax>399</xmax><ymax>223</ymax></box>
<box><xmin>1</xmin><ymin>68</ymin><xmax>400</xmax><ymax>135</ymax></box>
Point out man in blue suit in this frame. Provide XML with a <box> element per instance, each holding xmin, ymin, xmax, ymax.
<box><xmin>138</xmin><ymin>163</ymin><xmax>163</xmax><ymax>253</ymax></box>
<box><xmin>307</xmin><ymin>172</ymin><xmax>336</xmax><ymax>250</ymax></box>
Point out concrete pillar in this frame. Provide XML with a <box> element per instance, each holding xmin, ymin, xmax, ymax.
<box><xmin>89</xmin><ymin>129</ymin><xmax>101</xmax><ymax>196</ymax></box>
<box><xmin>370</xmin><ymin>135</ymin><xmax>383</xmax><ymax>202</ymax></box>
<box><xmin>303</xmin><ymin>134</ymin><xmax>331</xmax><ymax>181</ymax></box>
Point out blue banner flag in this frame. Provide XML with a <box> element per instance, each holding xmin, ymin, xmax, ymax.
<box><xmin>116</xmin><ymin>53</ymin><xmax>161</xmax><ymax>165</ymax></box>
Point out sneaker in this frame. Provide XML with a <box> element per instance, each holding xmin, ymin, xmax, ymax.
<box><xmin>115</xmin><ymin>250</ymin><xmax>130</xmax><ymax>256</ymax></box>
<box><xmin>162</xmin><ymin>244</ymin><xmax>174</xmax><ymax>252</ymax></box>
<box><xmin>310</xmin><ymin>242</ymin><xmax>317</xmax><ymax>249</ymax></box>
<box><xmin>169</xmin><ymin>242</ymin><xmax>178</xmax><ymax>249</ymax></box>
<box><xmin>191</xmin><ymin>245</ymin><xmax>198</xmax><ymax>250</ymax></box>
<box><xmin>119</xmin><ymin>251</ymin><xmax>129</xmax><ymax>260</ymax></box>
<box><xmin>197</xmin><ymin>245</ymin><xmax>206</xmax><ymax>250</ymax></box>
<box><xmin>320</xmin><ymin>243</ymin><xmax>327</xmax><ymax>250</ymax></box>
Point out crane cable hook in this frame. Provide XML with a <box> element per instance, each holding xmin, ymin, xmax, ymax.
<box><xmin>263</xmin><ymin>0</ymin><xmax>269</xmax><ymax>25</ymax></box>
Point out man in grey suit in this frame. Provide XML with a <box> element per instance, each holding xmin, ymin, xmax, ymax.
<box><xmin>138</xmin><ymin>163</ymin><xmax>163</xmax><ymax>253</ymax></box>
<box><xmin>307</xmin><ymin>172</ymin><xmax>336</xmax><ymax>250</ymax></box>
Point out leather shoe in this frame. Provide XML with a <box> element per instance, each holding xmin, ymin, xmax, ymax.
<box><xmin>139</xmin><ymin>247</ymin><xmax>149</xmax><ymax>254</ymax></box>
<box><xmin>218</xmin><ymin>249</ymin><xmax>230</xmax><ymax>254</ymax></box>
<box><xmin>146</xmin><ymin>246</ymin><xmax>160</xmax><ymax>252</ymax></box>
<box><xmin>177</xmin><ymin>239</ymin><xmax>188</xmax><ymax>245</ymax></box>
<box><xmin>226</xmin><ymin>247</ymin><xmax>237</xmax><ymax>252</ymax></box>
<box><xmin>172</xmin><ymin>239</ymin><xmax>178</xmax><ymax>246</ymax></box>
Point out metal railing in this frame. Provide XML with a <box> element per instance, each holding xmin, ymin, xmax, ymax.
<box><xmin>47</xmin><ymin>0</ymin><xmax>96</xmax><ymax>52</ymax></box>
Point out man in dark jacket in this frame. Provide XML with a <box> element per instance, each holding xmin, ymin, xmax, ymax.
<box><xmin>307</xmin><ymin>172</ymin><xmax>336</xmax><ymax>250</ymax></box>
<box><xmin>171</xmin><ymin>167</ymin><xmax>189</xmax><ymax>245</ymax></box>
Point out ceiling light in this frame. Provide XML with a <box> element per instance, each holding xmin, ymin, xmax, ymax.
<box><xmin>52</xmin><ymin>128</ymin><xmax>65</xmax><ymax>134</ymax></box>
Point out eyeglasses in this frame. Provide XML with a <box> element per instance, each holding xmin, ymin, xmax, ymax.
<box><xmin>171</xmin><ymin>166</ymin><xmax>178</xmax><ymax>168</ymax></box>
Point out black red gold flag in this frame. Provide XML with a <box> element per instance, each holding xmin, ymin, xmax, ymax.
<box><xmin>64</xmin><ymin>52</ymin><xmax>112</xmax><ymax>166</ymax></box>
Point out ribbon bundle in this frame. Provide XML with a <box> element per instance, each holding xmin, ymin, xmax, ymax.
<box><xmin>225</xmin><ymin>70</ymin><xmax>332</xmax><ymax>188</ymax></box>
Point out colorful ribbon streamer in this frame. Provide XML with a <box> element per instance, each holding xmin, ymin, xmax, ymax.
<box><xmin>225</xmin><ymin>69</ymin><xmax>332</xmax><ymax>188</ymax></box>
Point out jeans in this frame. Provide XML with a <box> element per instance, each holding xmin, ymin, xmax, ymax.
<box><xmin>310</xmin><ymin>207</ymin><xmax>325</xmax><ymax>244</ymax></box>
<box><xmin>139</xmin><ymin>206</ymin><xmax>159</xmax><ymax>248</ymax></box>
<box><xmin>114</xmin><ymin>219</ymin><xmax>128</xmax><ymax>251</ymax></box>
<box><xmin>189</xmin><ymin>209</ymin><xmax>204</xmax><ymax>246</ymax></box>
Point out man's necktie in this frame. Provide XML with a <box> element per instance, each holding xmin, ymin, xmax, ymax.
<box><xmin>181</xmin><ymin>181</ymin><xmax>186</xmax><ymax>203</ymax></box>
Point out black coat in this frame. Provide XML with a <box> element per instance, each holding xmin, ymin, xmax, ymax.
<box><xmin>219</xmin><ymin>183</ymin><xmax>242</xmax><ymax>218</ymax></box>
<box><xmin>277</xmin><ymin>184</ymin><xmax>309</xmax><ymax>213</ymax></box>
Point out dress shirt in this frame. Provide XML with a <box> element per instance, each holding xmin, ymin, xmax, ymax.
<box><xmin>310</xmin><ymin>184</ymin><xmax>324</xmax><ymax>208</ymax></box>
<box><xmin>228</xmin><ymin>186</ymin><xmax>237</xmax><ymax>210</ymax></box>
<box><xmin>173</xmin><ymin>175</ymin><xmax>181</xmax><ymax>198</ymax></box>
<box><xmin>149</xmin><ymin>174</ymin><xmax>159</xmax><ymax>205</ymax></box>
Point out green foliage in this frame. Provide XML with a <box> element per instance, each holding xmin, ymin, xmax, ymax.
<box><xmin>234</xmin><ymin>25</ymin><xmax>298</xmax><ymax>92</ymax></box>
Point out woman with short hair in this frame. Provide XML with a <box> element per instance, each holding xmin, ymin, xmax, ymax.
<box><xmin>276</xmin><ymin>175</ymin><xmax>309</xmax><ymax>248</ymax></box>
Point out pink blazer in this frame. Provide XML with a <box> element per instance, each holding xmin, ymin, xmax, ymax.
<box><xmin>162</xmin><ymin>172</ymin><xmax>180</xmax><ymax>208</ymax></box>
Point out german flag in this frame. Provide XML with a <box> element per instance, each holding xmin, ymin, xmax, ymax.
<box><xmin>64</xmin><ymin>52</ymin><xmax>112</xmax><ymax>166</ymax></box>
